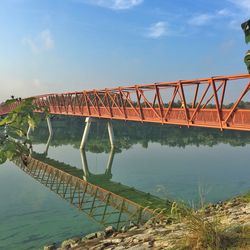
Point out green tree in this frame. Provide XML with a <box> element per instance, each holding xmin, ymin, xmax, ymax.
<box><xmin>0</xmin><ymin>98</ymin><xmax>47</xmax><ymax>164</ymax></box>
<box><xmin>241</xmin><ymin>19</ymin><xmax>250</xmax><ymax>73</ymax></box>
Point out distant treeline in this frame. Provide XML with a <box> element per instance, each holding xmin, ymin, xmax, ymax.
<box><xmin>138</xmin><ymin>100</ymin><xmax>250</xmax><ymax>109</ymax></box>
<box><xmin>30</xmin><ymin>115</ymin><xmax>250</xmax><ymax>154</ymax></box>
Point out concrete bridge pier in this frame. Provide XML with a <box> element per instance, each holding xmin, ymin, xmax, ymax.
<box><xmin>26</xmin><ymin>125</ymin><xmax>32</xmax><ymax>140</ymax></box>
<box><xmin>105</xmin><ymin>147</ymin><xmax>115</xmax><ymax>176</ymax></box>
<box><xmin>80</xmin><ymin>149</ymin><xmax>90</xmax><ymax>180</ymax></box>
<box><xmin>44</xmin><ymin>117</ymin><xmax>53</xmax><ymax>156</ymax></box>
<box><xmin>46</xmin><ymin>117</ymin><xmax>53</xmax><ymax>137</ymax></box>
<box><xmin>26</xmin><ymin>124</ymin><xmax>33</xmax><ymax>154</ymax></box>
<box><xmin>80</xmin><ymin>147</ymin><xmax>115</xmax><ymax>181</ymax></box>
<box><xmin>107</xmin><ymin>121</ymin><xmax>115</xmax><ymax>149</ymax></box>
<box><xmin>80</xmin><ymin>117</ymin><xmax>115</xmax><ymax>180</ymax></box>
<box><xmin>27</xmin><ymin>116</ymin><xmax>53</xmax><ymax>154</ymax></box>
<box><xmin>27</xmin><ymin>116</ymin><xmax>53</xmax><ymax>139</ymax></box>
<box><xmin>80</xmin><ymin>117</ymin><xmax>93</xmax><ymax>150</ymax></box>
<box><xmin>80</xmin><ymin>117</ymin><xmax>115</xmax><ymax>150</ymax></box>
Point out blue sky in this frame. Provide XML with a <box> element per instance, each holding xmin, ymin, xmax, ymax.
<box><xmin>0</xmin><ymin>0</ymin><xmax>249</xmax><ymax>100</ymax></box>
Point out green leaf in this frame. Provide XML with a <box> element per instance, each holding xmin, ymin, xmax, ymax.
<box><xmin>241</xmin><ymin>19</ymin><xmax>250</xmax><ymax>44</ymax></box>
<box><xmin>0</xmin><ymin>97</ymin><xmax>45</xmax><ymax>164</ymax></box>
<box><xmin>0</xmin><ymin>151</ymin><xmax>7</xmax><ymax>164</ymax></box>
<box><xmin>246</xmin><ymin>35</ymin><xmax>250</xmax><ymax>44</ymax></box>
<box><xmin>16</xmin><ymin>130</ymin><xmax>24</xmax><ymax>137</ymax></box>
<box><xmin>27</xmin><ymin>115</ymin><xmax>35</xmax><ymax>129</ymax></box>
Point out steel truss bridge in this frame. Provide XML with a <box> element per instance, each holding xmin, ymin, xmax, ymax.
<box><xmin>0</xmin><ymin>74</ymin><xmax>250</xmax><ymax>131</ymax></box>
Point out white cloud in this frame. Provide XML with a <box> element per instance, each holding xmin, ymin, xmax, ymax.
<box><xmin>40</xmin><ymin>30</ymin><xmax>54</xmax><ymax>50</ymax></box>
<box><xmin>80</xmin><ymin>0</ymin><xmax>143</xmax><ymax>10</ymax></box>
<box><xmin>187</xmin><ymin>2</ymin><xmax>249</xmax><ymax>29</ymax></box>
<box><xmin>224</xmin><ymin>0</ymin><xmax>250</xmax><ymax>30</ymax></box>
<box><xmin>22</xmin><ymin>29</ymin><xmax>54</xmax><ymax>54</ymax></box>
<box><xmin>147</xmin><ymin>21</ymin><xmax>168</xmax><ymax>39</ymax></box>
<box><xmin>187</xmin><ymin>6</ymin><xmax>242</xmax><ymax>29</ymax></box>
<box><xmin>188</xmin><ymin>14</ymin><xmax>214</xmax><ymax>26</ymax></box>
<box><xmin>217</xmin><ymin>9</ymin><xmax>232</xmax><ymax>17</ymax></box>
<box><xmin>229</xmin><ymin>0</ymin><xmax>250</xmax><ymax>13</ymax></box>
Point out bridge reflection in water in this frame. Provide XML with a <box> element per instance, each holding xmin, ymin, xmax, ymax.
<box><xmin>80</xmin><ymin>148</ymin><xmax>114</xmax><ymax>181</ymax></box>
<box><xmin>14</xmin><ymin>156</ymin><xmax>155</xmax><ymax>230</ymax></box>
<box><xmin>31</xmin><ymin>126</ymin><xmax>171</xmax><ymax>211</ymax></box>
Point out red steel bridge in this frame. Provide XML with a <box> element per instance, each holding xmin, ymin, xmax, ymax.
<box><xmin>0</xmin><ymin>74</ymin><xmax>250</xmax><ymax>131</ymax></box>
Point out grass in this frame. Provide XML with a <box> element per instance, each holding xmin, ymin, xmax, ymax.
<box><xmin>181</xmin><ymin>211</ymin><xmax>226</xmax><ymax>249</ymax></box>
<box><xmin>241</xmin><ymin>191</ymin><xmax>250</xmax><ymax>202</ymax></box>
<box><xmin>170</xmin><ymin>201</ymin><xmax>250</xmax><ymax>250</ymax></box>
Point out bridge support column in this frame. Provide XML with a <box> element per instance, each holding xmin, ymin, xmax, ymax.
<box><xmin>46</xmin><ymin>117</ymin><xmax>53</xmax><ymax>137</ymax></box>
<box><xmin>105</xmin><ymin>147</ymin><xmax>115</xmax><ymax>176</ymax></box>
<box><xmin>26</xmin><ymin>125</ymin><xmax>33</xmax><ymax>154</ymax></box>
<box><xmin>80</xmin><ymin>117</ymin><xmax>93</xmax><ymax>150</ymax></box>
<box><xmin>80</xmin><ymin>149</ymin><xmax>90</xmax><ymax>180</ymax></box>
<box><xmin>27</xmin><ymin>125</ymin><xmax>32</xmax><ymax>140</ymax></box>
<box><xmin>44</xmin><ymin>117</ymin><xmax>53</xmax><ymax>156</ymax></box>
<box><xmin>80</xmin><ymin>117</ymin><xmax>115</xmax><ymax>149</ymax></box>
<box><xmin>27</xmin><ymin>117</ymin><xmax>53</xmax><ymax>140</ymax></box>
<box><xmin>107</xmin><ymin>121</ymin><xmax>115</xmax><ymax>149</ymax></box>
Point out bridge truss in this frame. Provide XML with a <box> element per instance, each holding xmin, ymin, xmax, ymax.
<box><xmin>1</xmin><ymin>74</ymin><xmax>250</xmax><ymax>131</ymax></box>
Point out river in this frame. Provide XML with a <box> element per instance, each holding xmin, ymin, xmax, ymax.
<box><xmin>0</xmin><ymin>117</ymin><xmax>249</xmax><ymax>249</ymax></box>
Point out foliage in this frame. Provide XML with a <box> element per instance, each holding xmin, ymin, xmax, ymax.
<box><xmin>0</xmin><ymin>98</ymin><xmax>40</xmax><ymax>136</ymax></box>
<box><xmin>241</xmin><ymin>19</ymin><xmax>250</xmax><ymax>44</ymax></box>
<box><xmin>0</xmin><ymin>98</ymin><xmax>47</xmax><ymax>164</ymax></box>
<box><xmin>0</xmin><ymin>134</ymin><xmax>29</xmax><ymax>164</ymax></box>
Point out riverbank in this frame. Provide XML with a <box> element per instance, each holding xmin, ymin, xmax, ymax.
<box><xmin>45</xmin><ymin>193</ymin><xmax>250</xmax><ymax>250</ymax></box>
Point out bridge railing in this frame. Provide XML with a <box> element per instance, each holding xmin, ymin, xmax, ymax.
<box><xmin>1</xmin><ymin>74</ymin><xmax>250</xmax><ymax>131</ymax></box>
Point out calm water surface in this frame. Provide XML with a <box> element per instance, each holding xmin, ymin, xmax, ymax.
<box><xmin>0</xmin><ymin>162</ymin><xmax>102</xmax><ymax>250</ymax></box>
<box><xmin>0</xmin><ymin>120</ymin><xmax>249</xmax><ymax>249</ymax></box>
<box><xmin>42</xmin><ymin>142</ymin><xmax>250</xmax><ymax>203</ymax></box>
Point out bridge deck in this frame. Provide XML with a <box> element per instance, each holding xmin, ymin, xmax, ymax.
<box><xmin>1</xmin><ymin>74</ymin><xmax>250</xmax><ymax>131</ymax></box>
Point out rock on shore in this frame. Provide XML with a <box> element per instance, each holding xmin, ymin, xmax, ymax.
<box><xmin>44</xmin><ymin>198</ymin><xmax>250</xmax><ymax>250</ymax></box>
